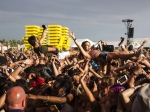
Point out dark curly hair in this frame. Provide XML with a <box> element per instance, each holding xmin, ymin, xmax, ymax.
<box><xmin>54</xmin><ymin>74</ymin><xmax>73</xmax><ymax>95</ymax></box>
<box><xmin>28</xmin><ymin>35</ymin><xmax>36</xmax><ymax>46</ymax></box>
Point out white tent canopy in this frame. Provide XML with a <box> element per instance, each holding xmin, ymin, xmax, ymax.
<box><xmin>70</xmin><ymin>39</ymin><xmax>96</xmax><ymax>47</ymax></box>
<box><xmin>0</xmin><ymin>46</ymin><xmax>7</xmax><ymax>50</ymax></box>
<box><xmin>133</xmin><ymin>38</ymin><xmax>150</xmax><ymax>47</ymax></box>
<box><xmin>20</xmin><ymin>44</ymin><xmax>25</xmax><ymax>49</ymax></box>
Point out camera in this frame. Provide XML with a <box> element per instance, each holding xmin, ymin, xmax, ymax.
<box><xmin>103</xmin><ymin>45</ymin><xmax>114</xmax><ymax>52</ymax></box>
<box><xmin>42</xmin><ymin>25</ymin><xmax>47</xmax><ymax>30</ymax></box>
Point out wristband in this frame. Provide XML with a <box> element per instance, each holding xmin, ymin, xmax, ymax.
<box><xmin>6</xmin><ymin>74</ymin><xmax>11</xmax><ymax>80</ymax></box>
<box><xmin>73</xmin><ymin>38</ymin><xmax>76</xmax><ymax>41</ymax></box>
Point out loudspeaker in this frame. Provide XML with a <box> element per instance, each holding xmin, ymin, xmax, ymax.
<box><xmin>128</xmin><ymin>27</ymin><xmax>134</xmax><ymax>38</ymax></box>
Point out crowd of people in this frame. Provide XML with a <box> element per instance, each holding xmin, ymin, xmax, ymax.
<box><xmin>0</xmin><ymin>25</ymin><xmax>150</xmax><ymax>112</ymax></box>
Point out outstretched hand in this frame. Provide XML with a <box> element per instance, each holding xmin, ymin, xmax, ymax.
<box><xmin>69</xmin><ymin>31</ymin><xmax>76</xmax><ymax>40</ymax></box>
<box><xmin>142</xmin><ymin>40</ymin><xmax>147</xmax><ymax>44</ymax></box>
<box><xmin>24</xmin><ymin>59</ymin><xmax>33</xmax><ymax>65</ymax></box>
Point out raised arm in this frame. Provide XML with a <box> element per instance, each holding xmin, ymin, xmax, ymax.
<box><xmin>52</xmin><ymin>58</ymin><xmax>59</xmax><ymax>78</ymax></box>
<box><xmin>20</xmin><ymin>52</ymin><xmax>28</xmax><ymax>59</ymax></box>
<box><xmin>28</xmin><ymin>93</ymin><xmax>74</xmax><ymax>104</ymax></box>
<box><xmin>9</xmin><ymin>60</ymin><xmax>24</xmax><ymax>69</ymax></box>
<box><xmin>89</xmin><ymin>65</ymin><xmax>103</xmax><ymax>78</ymax></box>
<box><xmin>80</xmin><ymin>73</ymin><xmax>96</xmax><ymax>103</ymax></box>
<box><xmin>0</xmin><ymin>43</ymin><xmax>5</xmax><ymax>54</ymax></box>
<box><xmin>40</xmin><ymin>25</ymin><xmax>47</xmax><ymax>45</ymax></box>
<box><xmin>138</xmin><ymin>40</ymin><xmax>146</xmax><ymax>50</ymax></box>
<box><xmin>138</xmin><ymin>58</ymin><xmax>150</xmax><ymax>69</ymax></box>
<box><xmin>2</xmin><ymin>68</ymin><xmax>16</xmax><ymax>82</ymax></box>
<box><xmin>121</xmin><ymin>84</ymin><xmax>145</xmax><ymax>111</ymax></box>
<box><xmin>65</xmin><ymin>56</ymin><xmax>71</xmax><ymax>65</ymax></box>
<box><xmin>11</xmin><ymin>59</ymin><xmax>33</xmax><ymax>79</ymax></box>
<box><xmin>79</xmin><ymin>60</ymin><xmax>90</xmax><ymax>76</ymax></box>
<box><xmin>69</xmin><ymin>31</ymin><xmax>91</xmax><ymax>59</ymax></box>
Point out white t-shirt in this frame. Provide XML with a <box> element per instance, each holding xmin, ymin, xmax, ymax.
<box><xmin>58</xmin><ymin>51</ymin><xmax>70</xmax><ymax>60</ymax></box>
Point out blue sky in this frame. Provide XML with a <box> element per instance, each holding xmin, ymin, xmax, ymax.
<box><xmin>0</xmin><ymin>0</ymin><xmax>150</xmax><ymax>42</ymax></box>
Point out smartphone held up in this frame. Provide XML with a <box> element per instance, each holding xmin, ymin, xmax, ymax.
<box><xmin>117</xmin><ymin>75</ymin><xmax>128</xmax><ymax>84</ymax></box>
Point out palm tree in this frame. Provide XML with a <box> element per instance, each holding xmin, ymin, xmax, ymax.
<box><xmin>9</xmin><ymin>40</ymin><xmax>13</xmax><ymax>47</ymax></box>
<box><xmin>17</xmin><ymin>40</ymin><xmax>21</xmax><ymax>45</ymax></box>
<box><xmin>1</xmin><ymin>39</ymin><xmax>6</xmax><ymax>45</ymax></box>
<box><xmin>20</xmin><ymin>40</ymin><xmax>24</xmax><ymax>45</ymax></box>
<box><xmin>5</xmin><ymin>40</ymin><xmax>8</xmax><ymax>46</ymax></box>
<box><xmin>12</xmin><ymin>39</ymin><xmax>17</xmax><ymax>47</ymax></box>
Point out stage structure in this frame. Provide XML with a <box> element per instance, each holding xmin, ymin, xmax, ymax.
<box><xmin>122</xmin><ymin>19</ymin><xmax>134</xmax><ymax>45</ymax></box>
